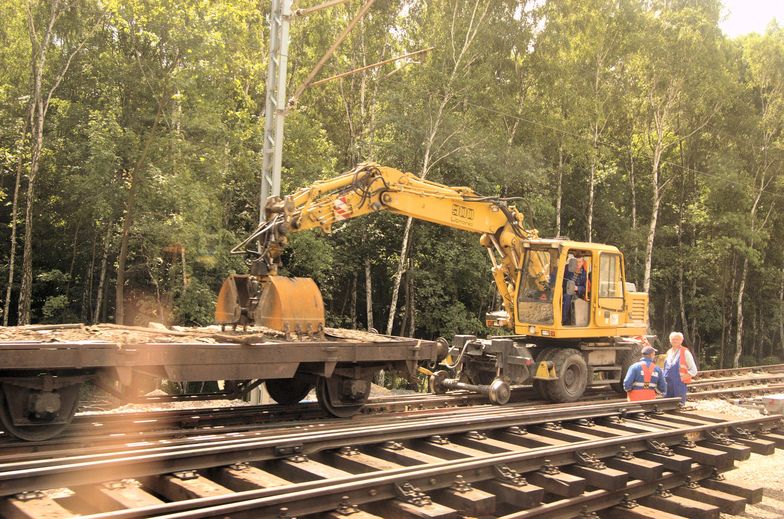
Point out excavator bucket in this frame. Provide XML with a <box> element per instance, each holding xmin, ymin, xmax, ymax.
<box><xmin>215</xmin><ymin>274</ymin><xmax>325</xmax><ymax>333</ymax></box>
<box><xmin>255</xmin><ymin>276</ymin><xmax>325</xmax><ymax>333</ymax></box>
<box><xmin>215</xmin><ymin>274</ymin><xmax>258</xmax><ymax>327</ymax></box>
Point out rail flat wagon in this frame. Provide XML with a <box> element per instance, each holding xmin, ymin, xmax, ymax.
<box><xmin>0</xmin><ymin>323</ymin><xmax>442</xmax><ymax>441</ymax></box>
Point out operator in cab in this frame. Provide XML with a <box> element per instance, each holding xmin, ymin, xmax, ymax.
<box><xmin>623</xmin><ymin>342</ymin><xmax>666</xmax><ymax>401</ymax></box>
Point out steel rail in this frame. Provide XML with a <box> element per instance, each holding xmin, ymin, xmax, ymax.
<box><xmin>0</xmin><ymin>389</ymin><xmax>620</xmax><ymax>456</ymax></box>
<box><xmin>0</xmin><ymin>399</ymin><xmax>682</xmax><ymax>496</ymax></box>
<box><xmin>77</xmin><ymin>414</ymin><xmax>783</xmax><ymax>518</ymax></box>
<box><xmin>695</xmin><ymin>363</ymin><xmax>784</xmax><ymax>379</ymax></box>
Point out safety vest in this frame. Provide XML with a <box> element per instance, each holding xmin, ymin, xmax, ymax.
<box><xmin>627</xmin><ymin>362</ymin><xmax>658</xmax><ymax>402</ymax></box>
<box><xmin>673</xmin><ymin>346</ymin><xmax>692</xmax><ymax>384</ymax></box>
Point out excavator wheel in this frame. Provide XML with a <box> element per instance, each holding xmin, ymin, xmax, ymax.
<box><xmin>543</xmin><ymin>348</ymin><xmax>588</xmax><ymax>402</ymax></box>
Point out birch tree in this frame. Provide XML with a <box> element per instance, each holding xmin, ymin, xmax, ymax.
<box><xmin>17</xmin><ymin>0</ymin><xmax>101</xmax><ymax>324</ymax></box>
<box><xmin>385</xmin><ymin>0</ymin><xmax>492</xmax><ymax>335</ymax></box>
<box><xmin>732</xmin><ymin>27</ymin><xmax>783</xmax><ymax>367</ymax></box>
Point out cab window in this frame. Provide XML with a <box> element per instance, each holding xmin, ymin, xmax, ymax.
<box><xmin>517</xmin><ymin>248</ymin><xmax>557</xmax><ymax>325</ymax></box>
<box><xmin>599</xmin><ymin>253</ymin><xmax>623</xmax><ymax>298</ymax></box>
<box><xmin>519</xmin><ymin>249</ymin><xmax>557</xmax><ymax>302</ymax></box>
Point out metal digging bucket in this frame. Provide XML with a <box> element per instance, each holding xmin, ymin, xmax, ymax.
<box><xmin>254</xmin><ymin>276</ymin><xmax>325</xmax><ymax>334</ymax></box>
<box><xmin>215</xmin><ymin>274</ymin><xmax>325</xmax><ymax>334</ymax></box>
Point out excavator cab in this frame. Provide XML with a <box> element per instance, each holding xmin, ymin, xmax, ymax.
<box><xmin>507</xmin><ymin>240</ymin><xmax>646</xmax><ymax>339</ymax></box>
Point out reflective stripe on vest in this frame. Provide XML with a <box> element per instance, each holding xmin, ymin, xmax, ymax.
<box><xmin>675</xmin><ymin>346</ymin><xmax>692</xmax><ymax>384</ymax></box>
<box><xmin>631</xmin><ymin>363</ymin><xmax>657</xmax><ymax>389</ymax></box>
<box><xmin>627</xmin><ymin>362</ymin><xmax>658</xmax><ymax>401</ymax></box>
<box><xmin>627</xmin><ymin>388</ymin><xmax>656</xmax><ymax>401</ymax></box>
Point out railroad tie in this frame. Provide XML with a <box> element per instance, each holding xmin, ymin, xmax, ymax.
<box><xmin>700</xmin><ymin>476</ymin><xmax>764</xmax><ymax>504</ymax></box>
<box><xmin>673</xmin><ymin>480</ymin><xmax>747</xmax><ymax>516</ymax></box>
<box><xmin>0</xmin><ymin>491</ymin><xmax>75</xmax><ymax>519</ymax></box>
<box><xmin>215</xmin><ymin>463</ymin><xmax>291</xmax><ymax>491</ymax></box>
<box><xmin>639</xmin><ymin>485</ymin><xmax>721</xmax><ymax>519</ymax></box>
<box><xmin>526</xmin><ymin>460</ymin><xmax>586</xmax><ymax>497</ymax></box>
<box><xmin>76</xmin><ymin>479</ymin><xmax>163</xmax><ymax>511</ymax></box>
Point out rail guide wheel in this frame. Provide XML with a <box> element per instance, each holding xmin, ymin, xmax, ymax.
<box><xmin>316</xmin><ymin>376</ymin><xmax>371</xmax><ymax>418</ymax></box>
<box><xmin>0</xmin><ymin>379</ymin><xmax>82</xmax><ymax>442</ymax></box>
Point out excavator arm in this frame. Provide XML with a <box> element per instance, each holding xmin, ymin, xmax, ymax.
<box><xmin>219</xmin><ymin>163</ymin><xmax>539</xmax><ymax>333</ymax></box>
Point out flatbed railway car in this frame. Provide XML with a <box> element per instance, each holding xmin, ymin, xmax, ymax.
<box><xmin>0</xmin><ymin>323</ymin><xmax>442</xmax><ymax>441</ymax></box>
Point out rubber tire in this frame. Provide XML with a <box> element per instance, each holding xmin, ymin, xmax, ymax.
<box><xmin>265</xmin><ymin>378</ymin><xmax>313</xmax><ymax>405</ymax></box>
<box><xmin>544</xmin><ymin>348</ymin><xmax>588</xmax><ymax>402</ymax></box>
<box><xmin>532</xmin><ymin>347</ymin><xmax>557</xmax><ymax>400</ymax></box>
<box><xmin>610</xmin><ymin>343</ymin><xmax>645</xmax><ymax>394</ymax></box>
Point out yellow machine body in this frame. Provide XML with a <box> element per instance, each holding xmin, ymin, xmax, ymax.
<box><xmin>221</xmin><ymin>163</ymin><xmax>648</xmax><ymax>341</ymax></box>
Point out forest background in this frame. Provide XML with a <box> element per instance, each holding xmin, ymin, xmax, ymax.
<box><xmin>1</xmin><ymin>0</ymin><xmax>783</xmax><ymax>369</ymax></box>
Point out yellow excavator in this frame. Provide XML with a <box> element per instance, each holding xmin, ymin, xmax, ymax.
<box><xmin>217</xmin><ymin>163</ymin><xmax>649</xmax><ymax>404</ymax></box>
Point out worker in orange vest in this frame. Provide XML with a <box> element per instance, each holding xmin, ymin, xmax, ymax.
<box><xmin>663</xmin><ymin>331</ymin><xmax>698</xmax><ymax>404</ymax></box>
<box><xmin>623</xmin><ymin>343</ymin><xmax>666</xmax><ymax>401</ymax></box>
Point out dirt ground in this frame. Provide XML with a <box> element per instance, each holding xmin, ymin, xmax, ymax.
<box><xmin>690</xmin><ymin>398</ymin><xmax>784</xmax><ymax>519</ymax></box>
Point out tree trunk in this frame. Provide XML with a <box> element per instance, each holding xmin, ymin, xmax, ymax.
<box><xmin>733</xmin><ymin>255</ymin><xmax>750</xmax><ymax>368</ymax></box>
<box><xmin>400</xmin><ymin>271</ymin><xmax>409</xmax><ymax>336</ymax></box>
<box><xmin>19</xmin><ymin>0</ymin><xmax>70</xmax><ymax>324</ymax></box>
<box><xmin>676</xmin><ymin>166</ymin><xmax>689</xmax><ymax>344</ymax></box>
<box><xmin>65</xmin><ymin>220</ymin><xmax>81</xmax><ymax>301</ymax></box>
<box><xmin>93</xmin><ymin>221</ymin><xmax>112</xmax><ymax>324</ymax></box>
<box><xmin>350</xmin><ymin>272</ymin><xmax>358</xmax><ymax>329</ymax></box>
<box><xmin>365</xmin><ymin>259</ymin><xmax>373</xmax><ymax>332</ymax></box>
<box><xmin>387</xmin><ymin>216</ymin><xmax>413</xmax><ymax>335</ymax></box>
<box><xmin>586</xmin><ymin>125</ymin><xmax>599</xmax><ymax>242</ymax></box>
<box><xmin>643</xmin><ymin>143</ymin><xmax>663</xmax><ymax>294</ymax></box>
<box><xmin>116</xmin><ymin>104</ymin><xmax>164</xmax><ymax>324</ymax></box>
<box><xmin>407</xmin><ymin>266</ymin><xmax>416</xmax><ymax>338</ymax></box>
<box><xmin>720</xmin><ymin>253</ymin><xmax>738</xmax><ymax>368</ymax></box>
<box><xmin>180</xmin><ymin>247</ymin><xmax>188</xmax><ymax>290</ymax></box>
<box><xmin>3</xmin><ymin>135</ymin><xmax>26</xmax><ymax>326</ymax></box>
<box><xmin>779</xmin><ymin>269</ymin><xmax>784</xmax><ymax>357</ymax></box>
<box><xmin>18</xmin><ymin>98</ymin><xmax>45</xmax><ymax>324</ymax></box>
<box><xmin>385</xmin><ymin>1</ymin><xmax>490</xmax><ymax>335</ymax></box>
<box><xmin>82</xmin><ymin>229</ymin><xmax>97</xmax><ymax>321</ymax></box>
<box><xmin>555</xmin><ymin>143</ymin><xmax>563</xmax><ymax>237</ymax></box>
<box><xmin>629</xmin><ymin>134</ymin><xmax>637</xmax><ymax>231</ymax></box>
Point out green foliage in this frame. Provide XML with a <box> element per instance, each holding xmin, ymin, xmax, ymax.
<box><xmin>172</xmin><ymin>279</ymin><xmax>216</xmax><ymax>326</ymax></box>
<box><xmin>760</xmin><ymin>355</ymin><xmax>783</xmax><ymax>366</ymax></box>
<box><xmin>42</xmin><ymin>295</ymin><xmax>73</xmax><ymax>323</ymax></box>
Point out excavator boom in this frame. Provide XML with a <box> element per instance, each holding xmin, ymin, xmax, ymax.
<box><xmin>219</xmin><ymin>163</ymin><xmax>537</xmax><ymax>332</ymax></box>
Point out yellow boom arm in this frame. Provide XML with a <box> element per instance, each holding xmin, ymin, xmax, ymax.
<box><xmin>235</xmin><ymin>163</ymin><xmax>539</xmax><ymax>327</ymax></box>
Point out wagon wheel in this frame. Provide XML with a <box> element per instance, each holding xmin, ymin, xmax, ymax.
<box><xmin>0</xmin><ymin>383</ymin><xmax>81</xmax><ymax>442</ymax></box>
<box><xmin>265</xmin><ymin>378</ymin><xmax>314</xmax><ymax>405</ymax></box>
<box><xmin>316</xmin><ymin>376</ymin><xmax>370</xmax><ymax>419</ymax></box>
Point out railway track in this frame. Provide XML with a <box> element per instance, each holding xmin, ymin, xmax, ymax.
<box><xmin>1</xmin><ymin>363</ymin><xmax>782</xmax><ymax>453</ymax></box>
<box><xmin>0</xmin><ymin>397</ymin><xmax>780</xmax><ymax>518</ymax></box>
